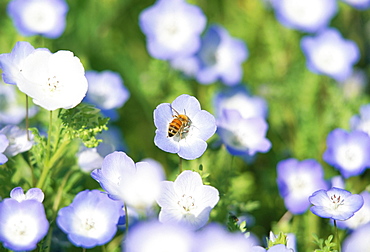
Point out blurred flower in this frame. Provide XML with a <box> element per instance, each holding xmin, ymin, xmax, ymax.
<box><xmin>277</xmin><ymin>158</ymin><xmax>328</xmax><ymax>214</ymax></box>
<box><xmin>96</xmin><ymin>125</ymin><xmax>127</xmax><ymax>156</ymax></box>
<box><xmin>268</xmin><ymin>231</ymin><xmax>296</xmax><ymax>252</ymax></box>
<box><xmin>77</xmin><ymin>147</ymin><xmax>104</xmax><ymax>173</ymax></box>
<box><xmin>17</xmin><ymin>49</ymin><xmax>88</xmax><ymax>111</ymax></box>
<box><xmin>170</xmin><ymin>56</ymin><xmax>199</xmax><ymax>77</ymax></box>
<box><xmin>338</xmin><ymin>69</ymin><xmax>367</xmax><ymax>99</ymax></box>
<box><xmin>337</xmin><ymin>191</ymin><xmax>370</xmax><ymax>230</ymax></box>
<box><xmin>214</xmin><ymin>86</ymin><xmax>268</xmax><ymax>119</ymax></box>
<box><xmin>341</xmin><ymin>0</ymin><xmax>370</xmax><ymax>10</ymax></box>
<box><xmin>0</xmin><ymin>194</ymin><xmax>49</xmax><ymax>250</ymax></box>
<box><xmin>56</xmin><ymin>190</ymin><xmax>122</xmax><ymax>248</ymax></box>
<box><xmin>85</xmin><ymin>70</ymin><xmax>129</xmax><ymax>121</ymax></box>
<box><xmin>271</xmin><ymin>0</ymin><xmax>337</xmax><ymax>33</ymax></box>
<box><xmin>139</xmin><ymin>0</ymin><xmax>206</xmax><ymax>60</ymax></box>
<box><xmin>0</xmin><ymin>83</ymin><xmax>28</xmax><ymax>125</ymax></box>
<box><xmin>342</xmin><ymin>223</ymin><xmax>370</xmax><ymax>252</ymax></box>
<box><xmin>0</xmin><ymin>41</ymin><xmax>35</xmax><ymax>85</ymax></box>
<box><xmin>124</xmin><ymin>220</ymin><xmax>194</xmax><ymax>252</ymax></box>
<box><xmin>195</xmin><ymin>223</ymin><xmax>256</xmax><ymax>252</ymax></box>
<box><xmin>10</xmin><ymin>187</ymin><xmax>44</xmax><ymax>203</ymax></box>
<box><xmin>0</xmin><ymin>125</ymin><xmax>33</xmax><ymax>157</ymax></box>
<box><xmin>157</xmin><ymin>170</ymin><xmax>219</xmax><ymax>230</ymax></box>
<box><xmin>0</xmin><ymin>134</ymin><xmax>9</xmax><ymax>165</ymax></box>
<box><xmin>7</xmin><ymin>0</ymin><xmax>68</xmax><ymax>38</ymax></box>
<box><xmin>301</xmin><ymin>28</ymin><xmax>360</xmax><ymax>82</ymax></box>
<box><xmin>91</xmin><ymin>151</ymin><xmax>165</xmax><ymax>210</ymax></box>
<box><xmin>217</xmin><ymin>109</ymin><xmax>271</xmax><ymax>156</ymax></box>
<box><xmin>153</xmin><ymin>94</ymin><xmax>216</xmax><ymax>160</ymax></box>
<box><xmin>350</xmin><ymin>103</ymin><xmax>370</xmax><ymax>136</ymax></box>
<box><xmin>330</xmin><ymin>175</ymin><xmax>345</xmax><ymax>189</ymax></box>
<box><xmin>309</xmin><ymin>187</ymin><xmax>364</xmax><ymax>221</ymax></box>
<box><xmin>194</xmin><ymin>25</ymin><xmax>248</xmax><ymax>86</ymax></box>
<box><xmin>323</xmin><ymin>129</ymin><xmax>370</xmax><ymax>178</ymax></box>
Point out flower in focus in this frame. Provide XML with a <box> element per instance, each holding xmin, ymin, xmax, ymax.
<box><xmin>139</xmin><ymin>0</ymin><xmax>206</xmax><ymax>60</ymax></box>
<box><xmin>0</xmin><ymin>125</ymin><xmax>33</xmax><ymax>157</ymax></box>
<box><xmin>309</xmin><ymin>187</ymin><xmax>364</xmax><ymax>221</ymax></box>
<box><xmin>10</xmin><ymin>187</ymin><xmax>44</xmax><ymax>203</ymax></box>
<box><xmin>153</xmin><ymin>94</ymin><xmax>216</xmax><ymax>160</ymax></box>
<box><xmin>194</xmin><ymin>25</ymin><xmax>248</xmax><ymax>85</ymax></box>
<box><xmin>17</xmin><ymin>49</ymin><xmax>88</xmax><ymax>111</ymax></box>
<box><xmin>217</xmin><ymin>109</ymin><xmax>271</xmax><ymax>156</ymax></box>
<box><xmin>277</xmin><ymin>158</ymin><xmax>328</xmax><ymax>214</ymax></box>
<box><xmin>350</xmin><ymin>103</ymin><xmax>370</xmax><ymax>136</ymax></box>
<box><xmin>323</xmin><ymin>128</ymin><xmax>370</xmax><ymax>178</ymax></box>
<box><xmin>157</xmin><ymin>170</ymin><xmax>219</xmax><ymax>230</ymax></box>
<box><xmin>0</xmin><ymin>134</ymin><xmax>9</xmax><ymax>165</ymax></box>
<box><xmin>0</xmin><ymin>191</ymin><xmax>49</xmax><ymax>251</ymax></box>
<box><xmin>301</xmin><ymin>28</ymin><xmax>360</xmax><ymax>82</ymax></box>
<box><xmin>7</xmin><ymin>0</ymin><xmax>68</xmax><ymax>38</ymax></box>
<box><xmin>342</xmin><ymin>223</ymin><xmax>370</xmax><ymax>252</ymax></box>
<box><xmin>91</xmin><ymin>151</ymin><xmax>165</xmax><ymax>210</ymax></box>
<box><xmin>124</xmin><ymin>220</ymin><xmax>194</xmax><ymax>252</ymax></box>
<box><xmin>341</xmin><ymin>0</ymin><xmax>370</xmax><ymax>10</ymax></box>
<box><xmin>56</xmin><ymin>190</ymin><xmax>122</xmax><ymax>248</ymax></box>
<box><xmin>195</xmin><ymin>223</ymin><xmax>256</xmax><ymax>252</ymax></box>
<box><xmin>85</xmin><ymin>70</ymin><xmax>129</xmax><ymax>120</ymax></box>
<box><xmin>0</xmin><ymin>41</ymin><xmax>35</xmax><ymax>85</ymax></box>
<box><xmin>271</xmin><ymin>0</ymin><xmax>337</xmax><ymax>33</ymax></box>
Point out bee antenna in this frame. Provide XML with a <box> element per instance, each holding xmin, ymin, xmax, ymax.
<box><xmin>170</xmin><ymin>104</ymin><xmax>180</xmax><ymax>115</ymax></box>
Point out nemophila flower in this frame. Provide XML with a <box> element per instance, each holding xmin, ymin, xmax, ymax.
<box><xmin>0</xmin><ymin>83</ymin><xmax>28</xmax><ymax>125</ymax></box>
<box><xmin>7</xmin><ymin>0</ymin><xmax>68</xmax><ymax>38</ymax></box>
<box><xmin>0</xmin><ymin>41</ymin><xmax>35</xmax><ymax>85</ymax></box>
<box><xmin>0</xmin><ymin>197</ymin><xmax>49</xmax><ymax>250</ymax></box>
<box><xmin>309</xmin><ymin>187</ymin><xmax>364</xmax><ymax>221</ymax></box>
<box><xmin>195</xmin><ymin>223</ymin><xmax>256</xmax><ymax>252</ymax></box>
<box><xmin>92</xmin><ymin>151</ymin><xmax>165</xmax><ymax>210</ymax></box>
<box><xmin>77</xmin><ymin>146</ymin><xmax>104</xmax><ymax>173</ymax></box>
<box><xmin>0</xmin><ymin>125</ymin><xmax>33</xmax><ymax>157</ymax></box>
<box><xmin>0</xmin><ymin>134</ymin><xmax>9</xmax><ymax>165</ymax></box>
<box><xmin>350</xmin><ymin>103</ymin><xmax>370</xmax><ymax>136</ymax></box>
<box><xmin>10</xmin><ymin>187</ymin><xmax>44</xmax><ymax>203</ymax></box>
<box><xmin>323</xmin><ymin>128</ymin><xmax>370</xmax><ymax>178</ymax></box>
<box><xmin>56</xmin><ymin>190</ymin><xmax>122</xmax><ymax>248</ymax></box>
<box><xmin>342</xmin><ymin>223</ymin><xmax>370</xmax><ymax>252</ymax></box>
<box><xmin>85</xmin><ymin>70</ymin><xmax>129</xmax><ymax>120</ymax></box>
<box><xmin>217</xmin><ymin>109</ymin><xmax>271</xmax><ymax>156</ymax></box>
<box><xmin>170</xmin><ymin>56</ymin><xmax>199</xmax><ymax>78</ymax></box>
<box><xmin>154</xmin><ymin>94</ymin><xmax>216</xmax><ymax>160</ymax></box>
<box><xmin>157</xmin><ymin>170</ymin><xmax>219</xmax><ymax>230</ymax></box>
<box><xmin>341</xmin><ymin>0</ymin><xmax>370</xmax><ymax>10</ymax></box>
<box><xmin>277</xmin><ymin>158</ymin><xmax>328</xmax><ymax>214</ymax></box>
<box><xmin>124</xmin><ymin>220</ymin><xmax>194</xmax><ymax>252</ymax></box>
<box><xmin>17</xmin><ymin>49</ymin><xmax>88</xmax><ymax>111</ymax></box>
<box><xmin>337</xmin><ymin>191</ymin><xmax>370</xmax><ymax>230</ymax></box>
<box><xmin>271</xmin><ymin>0</ymin><xmax>337</xmax><ymax>33</ymax></box>
<box><xmin>139</xmin><ymin>0</ymin><xmax>206</xmax><ymax>60</ymax></box>
<box><xmin>194</xmin><ymin>25</ymin><xmax>248</xmax><ymax>86</ymax></box>
<box><xmin>214</xmin><ymin>86</ymin><xmax>268</xmax><ymax>119</ymax></box>
<box><xmin>301</xmin><ymin>28</ymin><xmax>360</xmax><ymax>82</ymax></box>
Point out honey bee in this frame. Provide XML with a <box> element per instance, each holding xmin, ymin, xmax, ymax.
<box><xmin>168</xmin><ymin>106</ymin><xmax>192</xmax><ymax>139</ymax></box>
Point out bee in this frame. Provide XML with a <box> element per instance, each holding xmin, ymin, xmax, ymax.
<box><xmin>168</xmin><ymin>106</ymin><xmax>192</xmax><ymax>139</ymax></box>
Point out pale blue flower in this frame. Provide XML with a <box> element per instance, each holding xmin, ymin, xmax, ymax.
<box><xmin>341</xmin><ymin>0</ymin><xmax>370</xmax><ymax>9</ymax></box>
<box><xmin>0</xmin><ymin>134</ymin><xmax>9</xmax><ymax>165</ymax></box>
<box><xmin>0</xmin><ymin>83</ymin><xmax>27</xmax><ymax>125</ymax></box>
<box><xmin>0</xmin><ymin>125</ymin><xmax>33</xmax><ymax>157</ymax></box>
<box><xmin>10</xmin><ymin>187</ymin><xmax>44</xmax><ymax>203</ymax></box>
<box><xmin>343</xmin><ymin>223</ymin><xmax>370</xmax><ymax>252</ymax></box>
<box><xmin>350</xmin><ymin>103</ymin><xmax>370</xmax><ymax>136</ymax></box>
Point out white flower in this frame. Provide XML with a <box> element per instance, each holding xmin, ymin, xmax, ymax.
<box><xmin>17</xmin><ymin>49</ymin><xmax>88</xmax><ymax>111</ymax></box>
<box><xmin>0</xmin><ymin>125</ymin><xmax>33</xmax><ymax>157</ymax></box>
<box><xmin>157</xmin><ymin>170</ymin><xmax>219</xmax><ymax>230</ymax></box>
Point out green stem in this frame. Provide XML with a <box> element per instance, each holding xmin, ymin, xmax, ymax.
<box><xmin>179</xmin><ymin>156</ymin><xmax>183</xmax><ymax>174</ymax></box>
<box><xmin>124</xmin><ymin>203</ymin><xmax>129</xmax><ymax>238</ymax></box>
<box><xmin>334</xmin><ymin>220</ymin><xmax>341</xmax><ymax>252</ymax></box>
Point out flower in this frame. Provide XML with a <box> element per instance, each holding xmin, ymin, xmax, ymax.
<box><xmin>277</xmin><ymin>158</ymin><xmax>328</xmax><ymax>214</ymax></box>
<box><xmin>338</xmin><ymin>69</ymin><xmax>367</xmax><ymax>99</ymax></box>
<box><xmin>0</xmin><ymin>125</ymin><xmax>33</xmax><ymax>157</ymax></box>
<box><xmin>0</xmin><ymin>83</ymin><xmax>29</xmax><ymax>125</ymax></box>
<box><xmin>194</xmin><ymin>25</ymin><xmax>248</xmax><ymax>86</ymax></box>
<box><xmin>7</xmin><ymin>0</ymin><xmax>68</xmax><ymax>38</ymax></box>
<box><xmin>85</xmin><ymin>70</ymin><xmax>129</xmax><ymax>120</ymax></box>
<box><xmin>56</xmin><ymin>190</ymin><xmax>122</xmax><ymax>248</ymax></box>
<box><xmin>157</xmin><ymin>170</ymin><xmax>219</xmax><ymax>230</ymax></box>
<box><xmin>91</xmin><ymin>151</ymin><xmax>165</xmax><ymax>210</ymax></box>
<box><xmin>341</xmin><ymin>0</ymin><xmax>370</xmax><ymax>10</ymax></box>
<box><xmin>271</xmin><ymin>0</ymin><xmax>337</xmax><ymax>33</ymax></box>
<box><xmin>323</xmin><ymin>128</ymin><xmax>370</xmax><ymax>178</ymax></box>
<box><xmin>139</xmin><ymin>0</ymin><xmax>206</xmax><ymax>60</ymax></box>
<box><xmin>217</xmin><ymin>109</ymin><xmax>271</xmax><ymax>156</ymax></box>
<box><xmin>309</xmin><ymin>187</ymin><xmax>364</xmax><ymax>221</ymax></box>
<box><xmin>0</xmin><ymin>192</ymin><xmax>49</xmax><ymax>251</ymax></box>
<box><xmin>301</xmin><ymin>28</ymin><xmax>360</xmax><ymax>82</ymax></box>
<box><xmin>0</xmin><ymin>134</ymin><xmax>9</xmax><ymax>165</ymax></box>
<box><xmin>350</xmin><ymin>103</ymin><xmax>370</xmax><ymax>136</ymax></box>
<box><xmin>342</xmin><ymin>223</ymin><xmax>370</xmax><ymax>252</ymax></box>
<box><xmin>0</xmin><ymin>41</ymin><xmax>35</xmax><ymax>85</ymax></box>
<box><xmin>17</xmin><ymin>49</ymin><xmax>88</xmax><ymax>111</ymax></box>
<box><xmin>77</xmin><ymin>147</ymin><xmax>104</xmax><ymax>173</ymax></box>
<box><xmin>153</xmin><ymin>94</ymin><xmax>216</xmax><ymax>160</ymax></box>
<box><xmin>10</xmin><ymin>187</ymin><xmax>44</xmax><ymax>203</ymax></box>
<box><xmin>124</xmin><ymin>220</ymin><xmax>194</xmax><ymax>252</ymax></box>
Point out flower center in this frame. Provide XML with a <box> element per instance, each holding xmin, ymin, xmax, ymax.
<box><xmin>330</xmin><ymin>194</ymin><xmax>345</xmax><ymax>209</ymax></box>
<box><xmin>83</xmin><ymin>217</ymin><xmax>96</xmax><ymax>231</ymax></box>
<box><xmin>177</xmin><ymin>194</ymin><xmax>196</xmax><ymax>213</ymax></box>
<box><xmin>46</xmin><ymin>75</ymin><xmax>61</xmax><ymax>93</ymax></box>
